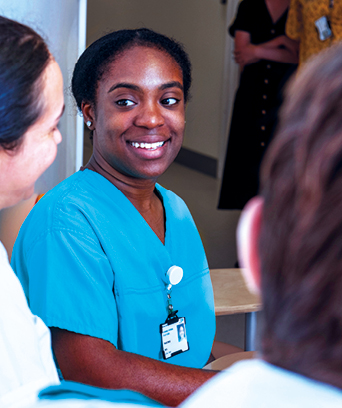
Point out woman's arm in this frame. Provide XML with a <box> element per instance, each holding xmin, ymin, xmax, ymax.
<box><xmin>255</xmin><ymin>35</ymin><xmax>299</xmax><ymax>63</ymax></box>
<box><xmin>262</xmin><ymin>35</ymin><xmax>299</xmax><ymax>54</ymax></box>
<box><xmin>51</xmin><ymin>328</ymin><xmax>216</xmax><ymax>407</ymax></box>
<box><xmin>233</xmin><ymin>30</ymin><xmax>258</xmax><ymax>70</ymax></box>
<box><xmin>234</xmin><ymin>32</ymin><xmax>299</xmax><ymax>66</ymax></box>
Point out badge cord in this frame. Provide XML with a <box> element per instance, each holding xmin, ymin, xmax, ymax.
<box><xmin>165</xmin><ymin>266</ymin><xmax>183</xmax><ymax>321</ymax></box>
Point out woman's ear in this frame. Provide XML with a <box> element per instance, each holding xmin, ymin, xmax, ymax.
<box><xmin>81</xmin><ymin>102</ymin><xmax>95</xmax><ymax>129</ymax></box>
<box><xmin>236</xmin><ymin>196</ymin><xmax>263</xmax><ymax>295</ymax></box>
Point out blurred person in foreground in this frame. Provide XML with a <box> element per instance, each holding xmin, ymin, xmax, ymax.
<box><xmin>0</xmin><ymin>14</ymin><xmax>62</xmax><ymax>407</ymax></box>
<box><xmin>180</xmin><ymin>43</ymin><xmax>342</xmax><ymax>407</ymax></box>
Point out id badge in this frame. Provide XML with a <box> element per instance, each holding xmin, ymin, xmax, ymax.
<box><xmin>315</xmin><ymin>16</ymin><xmax>332</xmax><ymax>41</ymax></box>
<box><xmin>160</xmin><ymin>316</ymin><xmax>189</xmax><ymax>360</ymax></box>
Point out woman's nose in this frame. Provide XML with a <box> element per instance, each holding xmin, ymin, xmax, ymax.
<box><xmin>134</xmin><ymin>102</ymin><xmax>164</xmax><ymax>128</ymax></box>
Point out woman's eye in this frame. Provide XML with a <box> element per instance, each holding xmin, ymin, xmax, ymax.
<box><xmin>116</xmin><ymin>99</ymin><xmax>135</xmax><ymax>107</ymax></box>
<box><xmin>161</xmin><ymin>98</ymin><xmax>179</xmax><ymax>106</ymax></box>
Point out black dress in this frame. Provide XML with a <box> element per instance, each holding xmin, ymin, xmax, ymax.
<box><xmin>218</xmin><ymin>0</ymin><xmax>297</xmax><ymax>210</ymax></box>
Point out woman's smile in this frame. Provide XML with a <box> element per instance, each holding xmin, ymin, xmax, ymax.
<box><xmin>128</xmin><ymin>138</ymin><xmax>169</xmax><ymax>157</ymax></box>
<box><xmin>129</xmin><ymin>141</ymin><xmax>165</xmax><ymax>150</ymax></box>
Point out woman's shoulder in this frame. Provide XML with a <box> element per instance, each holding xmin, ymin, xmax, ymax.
<box><xmin>236</xmin><ymin>0</ymin><xmax>263</xmax><ymax>14</ymax></box>
<box><xmin>156</xmin><ymin>184</ymin><xmax>188</xmax><ymax>210</ymax></box>
<box><xmin>35</xmin><ymin>172</ymin><xmax>87</xmax><ymax>211</ymax></box>
<box><xmin>20</xmin><ymin>171</ymin><xmax>99</xmax><ymax>236</ymax></box>
<box><xmin>156</xmin><ymin>184</ymin><xmax>198</xmax><ymax>228</ymax></box>
<box><xmin>36</xmin><ymin>170</ymin><xmax>112</xmax><ymax>212</ymax></box>
<box><xmin>229</xmin><ymin>0</ymin><xmax>264</xmax><ymax>36</ymax></box>
<box><xmin>13</xmin><ymin>172</ymin><xmax>108</xmax><ymax>258</ymax></box>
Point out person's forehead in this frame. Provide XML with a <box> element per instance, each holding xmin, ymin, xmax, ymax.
<box><xmin>101</xmin><ymin>46</ymin><xmax>182</xmax><ymax>83</ymax></box>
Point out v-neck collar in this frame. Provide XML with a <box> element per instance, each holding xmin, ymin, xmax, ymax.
<box><xmin>84</xmin><ymin>169</ymin><xmax>169</xmax><ymax>248</ymax></box>
<box><xmin>263</xmin><ymin>0</ymin><xmax>288</xmax><ymax>25</ymax></box>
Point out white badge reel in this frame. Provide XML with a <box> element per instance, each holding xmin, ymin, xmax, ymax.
<box><xmin>160</xmin><ymin>266</ymin><xmax>189</xmax><ymax>359</ymax></box>
<box><xmin>166</xmin><ymin>265</ymin><xmax>183</xmax><ymax>289</ymax></box>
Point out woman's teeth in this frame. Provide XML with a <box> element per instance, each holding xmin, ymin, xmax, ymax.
<box><xmin>131</xmin><ymin>141</ymin><xmax>165</xmax><ymax>150</ymax></box>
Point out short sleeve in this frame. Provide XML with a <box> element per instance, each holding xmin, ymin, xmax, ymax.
<box><xmin>23</xmin><ymin>228</ymin><xmax>119</xmax><ymax>347</ymax></box>
<box><xmin>286</xmin><ymin>0</ymin><xmax>303</xmax><ymax>41</ymax></box>
<box><xmin>229</xmin><ymin>0</ymin><xmax>254</xmax><ymax>37</ymax></box>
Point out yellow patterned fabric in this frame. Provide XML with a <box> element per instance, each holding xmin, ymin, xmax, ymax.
<box><xmin>286</xmin><ymin>0</ymin><xmax>342</xmax><ymax>64</ymax></box>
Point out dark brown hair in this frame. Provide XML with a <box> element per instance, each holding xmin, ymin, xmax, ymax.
<box><xmin>259</xmin><ymin>43</ymin><xmax>342</xmax><ymax>389</ymax></box>
<box><xmin>0</xmin><ymin>16</ymin><xmax>51</xmax><ymax>150</ymax></box>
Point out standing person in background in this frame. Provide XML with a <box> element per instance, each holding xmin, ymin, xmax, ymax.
<box><xmin>218</xmin><ymin>0</ymin><xmax>298</xmax><ymax>211</ymax></box>
<box><xmin>286</xmin><ymin>0</ymin><xmax>342</xmax><ymax>65</ymax></box>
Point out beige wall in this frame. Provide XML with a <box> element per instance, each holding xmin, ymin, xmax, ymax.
<box><xmin>87</xmin><ymin>0</ymin><xmax>228</xmax><ymax>163</ymax></box>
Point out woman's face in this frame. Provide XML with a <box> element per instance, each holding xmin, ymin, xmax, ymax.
<box><xmin>0</xmin><ymin>60</ymin><xmax>64</xmax><ymax>208</ymax></box>
<box><xmin>86</xmin><ymin>45</ymin><xmax>185</xmax><ymax>181</ymax></box>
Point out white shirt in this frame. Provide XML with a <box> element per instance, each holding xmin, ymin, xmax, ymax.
<box><xmin>0</xmin><ymin>242</ymin><xmax>59</xmax><ymax>408</ymax></box>
<box><xmin>180</xmin><ymin>359</ymin><xmax>342</xmax><ymax>408</ymax></box>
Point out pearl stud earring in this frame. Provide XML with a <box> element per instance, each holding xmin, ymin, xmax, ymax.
<box><xmin>86</xmin><ymin>120</ymin><xmax>92</xmax><ymax>127</ymax></box>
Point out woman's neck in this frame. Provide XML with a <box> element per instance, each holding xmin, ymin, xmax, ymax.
<box><xmin>265</xmin><ymin>0</ymin><xmax>289</xmax><ymax>24</ymax></box>
<box><xmin>83</xmin><ymin>152</ymin><xmax>157</xmax><ymax>208</ymax></box>
<box><xmin>82</xmin><ymin>152</ymin><xmax>165</xmax><ymax>243</ymax></box>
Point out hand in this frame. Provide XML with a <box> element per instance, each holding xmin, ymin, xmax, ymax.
<box><xmin>234</xmin><ymin>44</ymin><xmax>260</xmax><ymax>66</ymax></box>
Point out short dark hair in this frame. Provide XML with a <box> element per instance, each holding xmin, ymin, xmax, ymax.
<box><xmin>0</xmin><ymin>16</ymin><xmax>51</xmax><ymax>150</ymax></box>
<box><xmin>71</xmin><ymin>28</ymin><xmax>192</xmax><ymax>112</ymax></box>
<box><xmin>259</xmin><ymin>43</ymin><xmax>342</xmax><ymax>389</ymax></box>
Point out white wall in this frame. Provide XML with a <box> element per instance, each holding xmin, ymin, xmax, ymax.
<box><xmin>0</xmin><ymin>0</ymin><xmax>86</xmax><ymax>191</ymax></box>
<box><xmin>87</xmin><ymin>0</ymin><xmax>228</xmax><ymax>164</ymax></box>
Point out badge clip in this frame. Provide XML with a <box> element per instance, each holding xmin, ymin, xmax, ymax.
<box><xmin>315</xmin><ymin>16</ymin><xmax>332</xmax><ymax>41</ymax></box>
<box><xmin>165</xmin><ymin>310</ymin><xmax>179</xmax><ymax>325</ymax></box>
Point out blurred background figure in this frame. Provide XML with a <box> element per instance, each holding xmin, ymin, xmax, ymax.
<box><xmin>286</xmin><ymin>0</ymin><xmax>342</xmax><ymax>65</ymax></box>
<box><xmin>218</xmin><ymin>0</ymin><xmax>298</xmax><ymax>211</ymax></box>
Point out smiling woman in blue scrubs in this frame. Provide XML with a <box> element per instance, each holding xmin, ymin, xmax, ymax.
<box><xmin>12</xmin><ymin>29</ymin><xmax>216</xmax><ymax>407</ymax></box>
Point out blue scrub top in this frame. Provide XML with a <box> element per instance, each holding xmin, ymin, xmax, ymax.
<box><xmin>12</xmin><ymin>170</ymin><xmax>215</xmax><ymax>368</ymax></box>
